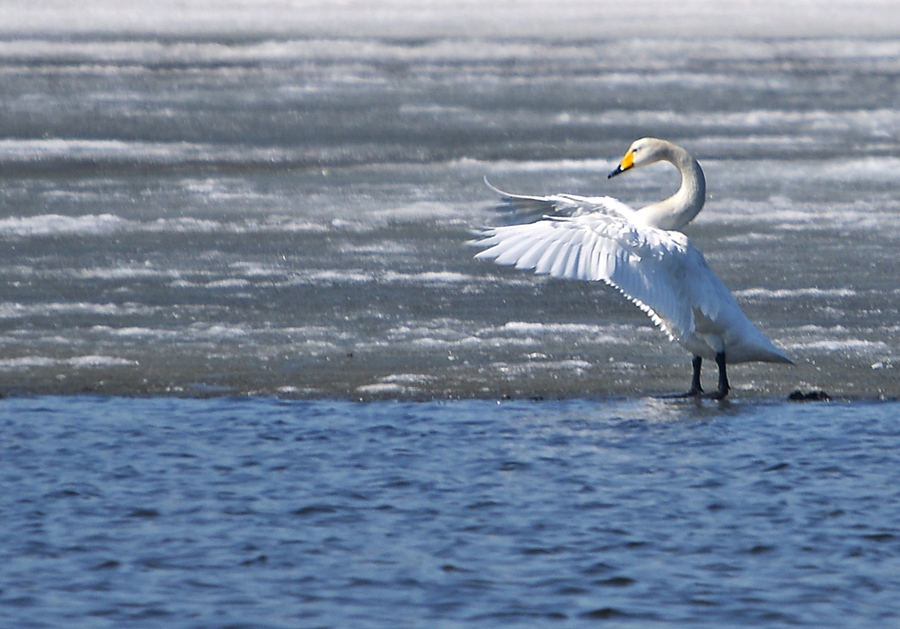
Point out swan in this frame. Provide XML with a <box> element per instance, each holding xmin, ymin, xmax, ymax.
<box><xmin>472</xmin><ymin>137</ymin><xmax>792</xmax><ymax>399</ymax></box>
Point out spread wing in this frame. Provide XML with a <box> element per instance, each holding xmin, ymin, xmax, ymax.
<box><xmin>484</xmin><ymin>178</ymin><xmax>637</xmax><ymax>225</ymax></box>
<box><xmin>472</xmin><ymin>209</ymin><xmax>727</xmax><ymax>346</ymax></box>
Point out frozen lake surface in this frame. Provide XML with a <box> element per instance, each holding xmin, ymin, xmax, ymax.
<box><xmin>1</xmin><ymin>2</ymin><xmax>898</xmax><ymax>400</ymax></box>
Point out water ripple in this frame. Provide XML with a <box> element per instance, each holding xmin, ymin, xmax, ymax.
<box><xmin>3</xmin><ymin>397</ymin><xmax>899</xmax><ymax>626</ymax></box>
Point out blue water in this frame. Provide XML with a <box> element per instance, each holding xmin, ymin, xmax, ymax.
<box><xmin>2</xmin><ymin>396</ymin><xmax>898</xmax><ymax>627</ymax></box>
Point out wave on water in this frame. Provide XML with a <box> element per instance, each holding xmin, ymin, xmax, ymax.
<box><xmin>4</xmin><ymin>30</ymin><xmax>900</xmax><ymax>66</ymax></box>
<box><xmin>0</xmin><ymin>355</ymin><xmax>137</xmax><ymax>371</ymax></box>
<box><xmin>801</xmin><ymin>339</ymin><xmax>890</xmax><ymax>352</ymax></box>
<box><xmin>0</xmin><ymin>138</ymin><xmax>395</xmax><ymax>171</ymax></box>
<box><xmin>554</xmin><ymin>107</ymin><xmax>900</xmax><ymax>140</ymax></box>
<box><xmin>0</xmin><ymin>213</ymin><xmax>329</xmax><ymax>238</ymax></box>
<box><xmin>735</xmin><ymin>287</ymin><xmax>857</xmax><ymax>299</ymax></box>
<box><xmin>0</xmin><ymin>302</ymin><xmax>159</xmax><ymax>319</ymax></box>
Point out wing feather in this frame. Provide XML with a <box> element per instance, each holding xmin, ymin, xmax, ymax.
<box><xmin>492</xmin><ymin>234</ymin><xmax>540</xmax><ymax>266</ymax></box>
<box><xmin>473</xmin><ymin>210</ymin><xmax>702</xmax><ymax>344</ymax></box>
<box><xmin>484</xmin><ymin>178</ymin><xmax>636</xmax><ymax>224</ymax></box>
<box><xmin>577</xmin><ymin>234</ymin><xmax>596</xmax><ymax>281</ymax></box>
<box><xmin>515</xmin><ymin>240</ymin><xmax>552</xmax><ymax>270</ymax></box>
<box><xmin>551</xmin><ymin>233</ymin><xmax>578</xmax><ymax>278</ymax></box>
<box><xmin>534</xmin><ymin>236</ymin><xmax>568</xmax><ymax>275</ymax></box>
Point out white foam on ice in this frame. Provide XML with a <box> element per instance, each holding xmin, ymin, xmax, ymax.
<box><xmin>0</xmin><ymin>355</ymin><xmax>138</xmax><ymax>371</ymax></box>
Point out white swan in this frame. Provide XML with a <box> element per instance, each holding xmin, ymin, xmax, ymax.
<box><xmin>472</xmin><ymin>137</ymin><xmax>792</xmax><ymax>399</ymax></box>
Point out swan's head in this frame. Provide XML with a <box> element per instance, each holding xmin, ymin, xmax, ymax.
<box><xmin>608</xmin><ymin>137</ymin><xmax>668</xmax><ymax>179</ymax></box>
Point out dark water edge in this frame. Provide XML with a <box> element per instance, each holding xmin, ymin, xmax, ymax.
<box><xmin>0</xmin><ymin>345</ymin><xmax>886</xmax><ymax>403</ymax></box>
<box><xmin>0</xmin><ymin>379</ymin><xmax>879</xmax><ymax>405</ymax></box>
<box><xmin>0</xmin><ymin>336</ymin><xmax>887</xmax><ymax>403</ymax></box>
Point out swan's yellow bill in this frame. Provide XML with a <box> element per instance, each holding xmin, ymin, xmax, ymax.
<box><xmin>608</xmin><ymin>149</ymin><xmax>635</xmax><ymax>178</ymax></box>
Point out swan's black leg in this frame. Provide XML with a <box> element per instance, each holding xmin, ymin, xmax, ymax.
<box><xmin>662</xmin><ymin>355</ymin><xmax>703</xmax><ymax>398</ymax></box>
<box><xmin>709</xmin><ymin>352</ymin><xmax>730</xmax><ymax>400</ymax></box>
<box><xmin>662</xmin><ymin>353</ymin><xmax>729</xmax><ymax>400</ymax></box>
<box><xmin>687</xmin><ymin>355</ymin><xmax>703</xmax><ymax>396</ymax></box>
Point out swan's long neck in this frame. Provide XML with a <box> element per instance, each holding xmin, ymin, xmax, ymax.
<box><xmin>634</xmin><ymin>143</ymin><xmax>706</xmax><ymax>231</ymax></box>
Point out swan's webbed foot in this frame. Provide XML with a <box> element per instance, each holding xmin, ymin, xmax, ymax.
<box><xmin>659</xmin><ymin>356</ymin><xmax>704</xmax><ymax>398</ymax></box>
<box><xmin>661</xmin><ymin>354</ymin><xmax>730</xmax><ymax>400</ymax></box>
<box><xmin>661</xmin><ymin>388</ymin><xmax>703</xmax><ymax>399</ymax></box>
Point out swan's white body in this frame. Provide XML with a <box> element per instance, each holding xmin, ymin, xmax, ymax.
<box><xmin>473</xmin><ymin>138</ymin><xmax>791</xmax><ymax>397</ymax></box>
